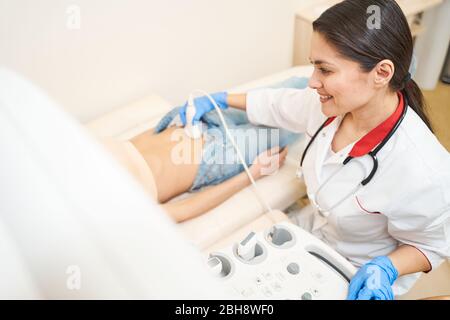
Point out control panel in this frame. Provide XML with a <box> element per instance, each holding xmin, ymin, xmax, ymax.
<box><xmin>206</xmin><ymin>221</ymin><xmax>357</xmax><ymax>299</ymax></box>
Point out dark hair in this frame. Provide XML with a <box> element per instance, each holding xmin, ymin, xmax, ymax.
<box><xmin>312</xmin><ymin>0</ymin><xmax>433</xmax><ymax>132</ymax></box>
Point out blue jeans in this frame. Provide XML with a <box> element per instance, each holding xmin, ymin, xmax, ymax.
<box><xmin>192</xmin><ymin>122</ymin><xmax>300</xmax><ymax>190</ymax></box>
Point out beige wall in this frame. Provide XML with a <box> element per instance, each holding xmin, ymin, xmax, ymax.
<box><xmin>0</xmin><ymin>0</ymin><xmax>311</xmax><ymax>122</ymax></box>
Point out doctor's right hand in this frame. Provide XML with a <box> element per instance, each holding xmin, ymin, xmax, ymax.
<box><xmin>347</xmin><ymin>256</ymin><xmax>398</xmax><ymax>300</ymax></box>
<box><xmin>178</xmin><ymin>91</ymin><xmax>228</xmax><ymax>126</ymax></box>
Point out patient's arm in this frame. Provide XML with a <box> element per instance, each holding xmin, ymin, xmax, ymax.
<box><xmin>162</xmin><ymin>170</ymin><xmax>252</xmax><ymax>222</ymax></box>
<box><xmin>162</xmin><ymin>146</ymin><xmax>288</xmax><ymax>222</ymax></box>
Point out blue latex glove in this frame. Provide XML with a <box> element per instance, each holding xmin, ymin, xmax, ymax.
<box><xmin>179</xmin><ymin>92</ymin><xmax>228</xmax><ymax>126</ymax></box>
<box><xmin>347</xmin><ymin>256</ymin><xmax>398</xmax><ymax>300</ymax></box>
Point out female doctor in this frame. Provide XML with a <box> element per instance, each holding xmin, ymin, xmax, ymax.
<box><xmin>180</xmin><ymin>0</ymin><xmax>450</xmax><ymax>299</ymax></box>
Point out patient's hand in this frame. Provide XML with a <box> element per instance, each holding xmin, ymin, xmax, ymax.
<box><xmin>250</xmin><ymin>146</ymin><xmax>288</xmax><ymax>179</ymax></box>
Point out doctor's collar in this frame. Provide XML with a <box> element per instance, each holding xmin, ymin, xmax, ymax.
<box><xmin>324</xmin><ymin>91</ymin><xmax>405</xmax><ymax>157</ymax></box>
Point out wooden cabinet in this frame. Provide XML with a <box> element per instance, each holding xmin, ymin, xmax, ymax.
<box><xmin>293</xmin><ymin>0</ymin><xmax>444</xmax><ymax>65</ymax></box>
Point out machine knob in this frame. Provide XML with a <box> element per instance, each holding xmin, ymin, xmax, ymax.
<box><xmin>268</xmin><ymin>225</ymin><xmax>294</xmax><ymax>246</ymax></box>
<box><xmin>207</xmin><ymin>256</ymin><xmax>223</xmax><ymax>276</ymax></box>
<box><xmin>237</xmin><ymin>232</ymin><xmax>257</xmax><ymax>261</ymax></box>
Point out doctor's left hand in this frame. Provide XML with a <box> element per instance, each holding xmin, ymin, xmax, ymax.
<box><xmin>179</xmin><ymin>92</ymin><xmax>228</xmax><ymax>126</ymax></box>
<box><xmin>347</xmin><ymin>256</ymin><xmax>398</xmax><ymax>300</ymax></box>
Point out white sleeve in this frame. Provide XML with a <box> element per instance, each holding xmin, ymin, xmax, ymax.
<box><xmin>387</xmin><ymin>179</ymin><xmax>450</xmax><ymax>272</ymax></box>
<box><xmin>246</xmin><ymin>87</ymin><xmax>323</xmax><ymax>133</ymax></box>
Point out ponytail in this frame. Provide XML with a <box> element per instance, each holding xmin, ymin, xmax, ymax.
<box><xmin>402</xmin><ymin>79</ymin><xmax>433</xmax><ymax>133</ymax></box>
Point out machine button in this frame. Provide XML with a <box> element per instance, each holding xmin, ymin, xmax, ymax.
<box><xmin>310</xmin><ymin>288</ymin><xmax>320</xmax><ymax>297</ymax></box>
<box><xmin>301</xmin><ymin>292</ymin><xmax>313</xmax><ymax>300</ymax></box>
<box><xmin>271</xmin><ymin>282</ymin><xmax>282</xmax><ymax>292</ymax></box>
<box><xmin>287</xmin><ymin>262</ymin><xmax>300</xmax><ymax>275</ymax></box>
<box><xmin>263</xmin><ymin>272</ymin><xmax>273</xmax><ymax>281</ymax></box>
<box><xmin>261</xmin><ymin>286</ymin><xmax>273</xmax><ymax>297</ymax></box>
<box><xmin>311</xmin><ymin>271</ymin><xmax>325</xmax><ymax>283</ymax></box>
<box><xmin>275</xmin><ymin>272</ymin><xmax>285</xmax><ymax>281</ymax></box>
<box><xmin>241</xmin><ymin>287</ymin><xmax>255</xmax><ymax>298</ymax></box>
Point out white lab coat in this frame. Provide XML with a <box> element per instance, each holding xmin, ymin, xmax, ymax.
<box><xmin>246</xmin><ymin>86</ymin><xmax>450</xmax><ymax>296</ymax></box>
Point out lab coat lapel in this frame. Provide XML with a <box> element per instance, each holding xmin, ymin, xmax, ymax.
<box><xmin>313</xmin><ymin>117</ymin><xmax>341</xmax><ymax>184</ymax></box>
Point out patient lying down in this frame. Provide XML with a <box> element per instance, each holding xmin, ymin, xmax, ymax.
<box><xmin>100</xmin><ymin>107</ymin><xmax>300</xmax><ymax>223</ymax></box>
